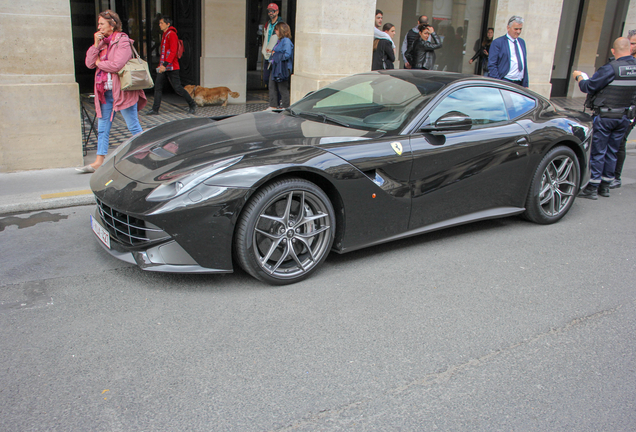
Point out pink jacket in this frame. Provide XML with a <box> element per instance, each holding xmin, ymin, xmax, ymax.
<box><xmin>85</xmin><ymin>32</ymin><xmax>147</xmax><ymax>119</ymax></box>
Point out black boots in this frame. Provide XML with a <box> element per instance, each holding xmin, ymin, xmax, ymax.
<box><xmin>598</xmin><ymin>181</ymin><xmax>610</xmax><ymax>197</ymax></box>
<box><xmin>577</xmin><ymin>184</ymin><xmax>598</xmax><ymax>200</ymax></box>
<box><xmin>578</xmin><ymin>181</ymin><xmax>612</xmax><ymax>200</ymax></box>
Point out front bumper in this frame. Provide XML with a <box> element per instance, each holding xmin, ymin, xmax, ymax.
<box><xmin>91</xmin><ymin>207</ymin><xmax>231</xmax><ymax>274</ymax></box>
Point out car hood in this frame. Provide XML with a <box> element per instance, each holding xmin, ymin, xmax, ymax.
<box><xmin>113</xmin><ymin>112</ymin><xmax>381</xmax><ymax>185</ymax></box>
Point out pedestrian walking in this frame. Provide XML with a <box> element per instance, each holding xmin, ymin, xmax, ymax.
<box><xmin>469</xmin><ymin>28</ymin><xmax>494</xmax><ymax>76</ymax></box>
<box><xmin>145</xmin><ymin>16</ymin><xmax>197</xmax><ymax>115</ymax></box>
<box><xmin>79</xmin><ymin>9</ymin><xmax>146</xmax><ymax>173</ymax></box>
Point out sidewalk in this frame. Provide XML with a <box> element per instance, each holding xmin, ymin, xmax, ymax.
<box><xmin>0</xmin><ymin>92</ymin><xmax>269</xmax><ymax>215</ymax></box>
<box><xmin>1</xmin><ymin>96</ymin><xmax>634</xmax><ymax>216</ymax></box>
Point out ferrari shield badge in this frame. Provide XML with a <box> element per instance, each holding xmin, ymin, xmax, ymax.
<box><xmin>391</xmin><ymin>142</ymin><xmax>403</xmax><ymax>156</ymax></box>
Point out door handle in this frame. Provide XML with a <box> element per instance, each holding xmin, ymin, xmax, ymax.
<box><xmin>516</xmin><ymin>137</ymin><xmax>528</xmax><ymax>146</ymax></box>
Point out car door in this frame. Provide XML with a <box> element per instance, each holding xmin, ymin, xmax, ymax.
<box><xmin>408</xmin><ymin>85</ymin><xmax>530</xmax><ymax>230</ymax></box>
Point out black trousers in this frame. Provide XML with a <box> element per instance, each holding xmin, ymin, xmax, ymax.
<box><xmin>152</xmin><ymin>70</ymin><xmax>195</xmax><ymax>111</ymax></box>
<box><xmin>268</xmin><ymin>77</ymin><xmax>290</xmax><ymax>108</ymax></box>
<box><xmin>615</xmin><ymin>119</ymin><xmax>635</xmax><ymax>179</ymax></box>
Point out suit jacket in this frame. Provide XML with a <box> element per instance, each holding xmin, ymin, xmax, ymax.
<box><xmin>488</xmin><ymin>35</ymin><xmax>528</xmax><ymax>87</ymax></box>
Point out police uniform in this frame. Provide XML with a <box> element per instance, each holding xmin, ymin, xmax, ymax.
<box><xmin>579</xmin><ymin>55</ymin><xmax>636</xmax><ymax>199</ymax></box>
<box><xmin>577</xmin><ymin>55</ymin><xmax>636</xmax><ymax>198</ymax></box>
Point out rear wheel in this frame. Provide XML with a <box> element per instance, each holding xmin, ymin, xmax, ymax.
<box><xmin>234</xmin><ymin>178</ymin><xmax>335</xmax><ymax>285</ymax></box>
<box><xmin>523</xmin><ymin>146</ymin><xmax>579</xmax><ymax>224</ymax></box>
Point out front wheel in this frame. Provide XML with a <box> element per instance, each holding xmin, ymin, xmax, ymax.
<box><xmin>234</xmin><ymin>178</ymin><xmax>335</xmax><ymax>285</ymax></box>
<box><xmin>523</xmin><ymin>146</ymin><xmax>580</xmax><ymax>224</ymax></box>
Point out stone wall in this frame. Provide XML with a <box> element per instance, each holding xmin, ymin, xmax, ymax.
<box><xmin>290</xmin><ymin>0</ymin><xmax>377</xmax><ymax>104</ymax></box>
<box><xmin>624</xmin><ymin>0</ymin><xmax>636</xmax><ymax>36</ymax></box>
<box><xmin>200</xmin><ymin>0</ymin><xmax>247</xmax><ymax>103</ymax></box>
<box><xmin>0</xmin><ymin>1</ymin><xmax>83</xmax><ymax>172</ymax></box>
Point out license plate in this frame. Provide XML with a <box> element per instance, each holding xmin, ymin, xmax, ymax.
<box><xmin>90</xmin><ymin>215</ymin><xmax>111</xmax><ymax>249</ymax></box>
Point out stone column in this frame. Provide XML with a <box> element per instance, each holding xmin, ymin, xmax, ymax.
<box><xmin>0</xmin><ymin>1</ymin><xmax>82</xmax><ymax>172</ymax></box>
<box><xmin>290</xmin><ymin>0</ymin><xmax>377</xmax><ymax>104</ymax></box>
<box><xmin>623</xmin><ymin>1</ymin><xmax>636</xmax><ymax>37</ymax></box>
<box><xmin>492</xmin><ymin>0</ymin><xmax>565</xmax><ymax>98</ymax></box>
<box><xmin>200</xmin><ymin>0</ymin><xmax>246</xmax><ymax>103</ymax></box>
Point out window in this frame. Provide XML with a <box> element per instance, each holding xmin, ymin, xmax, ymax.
<box><xmin>428</xmin><ymin>87</ymin><xmax>509</xmax><ymax>126</ymax></box>
<box><xmin>501</xmin><ymin>90</ymin><xmax>536</xmax><ymax>119</ymax></box>
<box><xmin>314</xmin><ymin>82</ymin><xmax>374</xmax><ymax>108</ymax></box>
<box><xmin>290</xmin><ymin>74</ymin><xmax>444</xmax><ymax>132</ymax></box>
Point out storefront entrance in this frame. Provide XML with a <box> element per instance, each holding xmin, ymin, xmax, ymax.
<box><xmin>71</xmin><ymin>0</ymin><xmax>201</xmax><ymax>93</ymax></box>
<box><xmin>246</xmin><ymin>0</ymin><xmax>297</xmax><ymax>91</ymax></box>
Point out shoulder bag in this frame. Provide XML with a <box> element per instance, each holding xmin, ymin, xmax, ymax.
<box><xmin>118</xmin><ymin>39</ymin><xmax>154</xmax><ymax>91</ymax></box>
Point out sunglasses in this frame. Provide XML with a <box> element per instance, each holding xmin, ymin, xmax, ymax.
<box><xmin>267</xmin><ymin>10</ymin><xmax>277</xmax><ymax>13</ymax></box>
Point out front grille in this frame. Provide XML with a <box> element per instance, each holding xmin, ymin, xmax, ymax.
<box><xmin>96</xmin><ymin>198</ymin><xmax>170</xmax><ymax>247</ymax></box>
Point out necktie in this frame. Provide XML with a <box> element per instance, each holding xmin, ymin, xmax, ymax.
<box><xmin>513</xmin><ymin>39</ymin><xmax>523</xmax><ymax>73</ymax></box>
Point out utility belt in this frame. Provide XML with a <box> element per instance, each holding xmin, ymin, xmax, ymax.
<box><xmin>594</xmin><ymin>106</ymin><xmax>636</xmax><ymax>119</ymax></box>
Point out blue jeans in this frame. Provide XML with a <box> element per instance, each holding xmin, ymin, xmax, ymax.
<box><xmin>97</xmin><ymin>90</ymin><xmax>142</xmax><ymax>156</ymax></box>
<box><xmin>589</xmin><ymin>115</ymin><xmax>630</xmax><ymax>184</ymax></box>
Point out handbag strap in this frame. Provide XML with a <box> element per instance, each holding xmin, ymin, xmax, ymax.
<box><xmin>127</xmin><ymin>39</ymin><xmax>141</xmax><ymax>60</ymax></box>
<box><xmin>110</xmin><ymin>34</ymin><xmax>141</xmax><ymax>61</ymax></box>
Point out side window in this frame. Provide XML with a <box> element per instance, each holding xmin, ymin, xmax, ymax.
<box><xmin>501</xmin><ymin>90</ymin><xmax>536</xmax><ymax>119</ymax></box>
<box><xmin>428</xmin><ymin>87</ymin><xmax>509</xmax><ymax>126</ymax></box>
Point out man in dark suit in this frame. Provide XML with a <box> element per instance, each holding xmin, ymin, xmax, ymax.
<box><xmin>488</xmin><ymin>16</ymin><xmax>528</xmax><ymax>87</ymax></box>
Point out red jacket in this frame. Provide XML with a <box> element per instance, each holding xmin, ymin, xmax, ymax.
<box><xmin>160</xmin><ymin>26</ymin><xmax>180</xmax><ymax>70</ymax></box>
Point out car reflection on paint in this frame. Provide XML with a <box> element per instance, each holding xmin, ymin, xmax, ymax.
<box><xmin>89</xmin><ymin>70</ymin><xmax>592</xmax><ymax>284</ymax></box>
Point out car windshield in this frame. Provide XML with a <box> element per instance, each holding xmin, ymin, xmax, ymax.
<box><xmin>287</xmin><ymin>73</ymin><xmax>445</xmax><ymax>133</ymax></box>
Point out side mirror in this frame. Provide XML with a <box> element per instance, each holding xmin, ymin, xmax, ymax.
<box><xmin>421</xmin><ymin>111</ymin><xmax>472</xmax><ymax>132</ymax></box>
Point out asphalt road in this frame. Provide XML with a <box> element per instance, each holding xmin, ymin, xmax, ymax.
<box><xmin>1</xmin><ymin>152</ymin><xmax>635</xmax><ymax>431</ymax></box>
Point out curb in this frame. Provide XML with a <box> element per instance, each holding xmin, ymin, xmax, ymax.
<box><xmin>0</xmin><ymin>194</ymin><xmax>95</xmax><ymax>216</ymax></box>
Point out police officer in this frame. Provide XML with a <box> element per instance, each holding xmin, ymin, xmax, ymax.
<box><xmin>573</xmin><ymin>37</ymin><xmax>636</xmax><ymax>199</ymax></box>
<box><xmin>610</xmin><ymin>29</ymin><xmax>636</xmax><ymax>189</ymax></box>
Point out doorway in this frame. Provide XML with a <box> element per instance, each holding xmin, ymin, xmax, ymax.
<box><xmin>246</xmin><ymin>0</ymin><xmax>296</xmax><ymax>92</ymax></box>
<box><xmin>550</xmin><ymin>0</ymin><xmax>585</xmax><ymax>97</ymax></box>
<box><xmin>71</xmin><ymin>0</ymin><xmax>201</xmax><ymax>93</ymax></box>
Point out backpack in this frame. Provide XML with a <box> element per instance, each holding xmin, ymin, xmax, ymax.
<box><xmin>177</xmin><ymin>39</ymin><xmax>184</xmax><ymax>59</ymax></box>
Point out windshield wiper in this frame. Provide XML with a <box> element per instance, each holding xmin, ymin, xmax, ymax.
<box><xmin>288</xmin><ymin>109</ymin><xmax>349</xmax><ymax>127</ymax></box>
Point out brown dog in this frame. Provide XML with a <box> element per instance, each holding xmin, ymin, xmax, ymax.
<box><xmin>184</xmin><ymin>85</ymin><xmax>240</xmax><ymax>107</ymax></box>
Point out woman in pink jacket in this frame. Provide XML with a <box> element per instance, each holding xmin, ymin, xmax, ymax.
<box><xmin>79</xmin><ymin>10</ymin><xmax>147</xmax><ymax>173</ymax></box>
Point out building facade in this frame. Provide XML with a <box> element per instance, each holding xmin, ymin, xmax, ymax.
<box><xmin>0</xmin><ymin>0</ymin><xmax>634</xmax><ymax>171</ymax></box>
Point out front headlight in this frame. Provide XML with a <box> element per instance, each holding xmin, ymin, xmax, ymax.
<box><xmin>146</xmin><ymin>156</ymin><xmax>243</xmax><ymax>202</ymax></box>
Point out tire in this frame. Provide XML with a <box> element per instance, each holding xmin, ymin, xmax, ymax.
<box><xmin>523</xmin><ymin>145</ymin><xmax>580</xmax><ymax>224</ymax></box>
<box><xmin>234</xmin><ymin>178</ymin><xmax>335</xmax><ymax>285</ymax></box>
